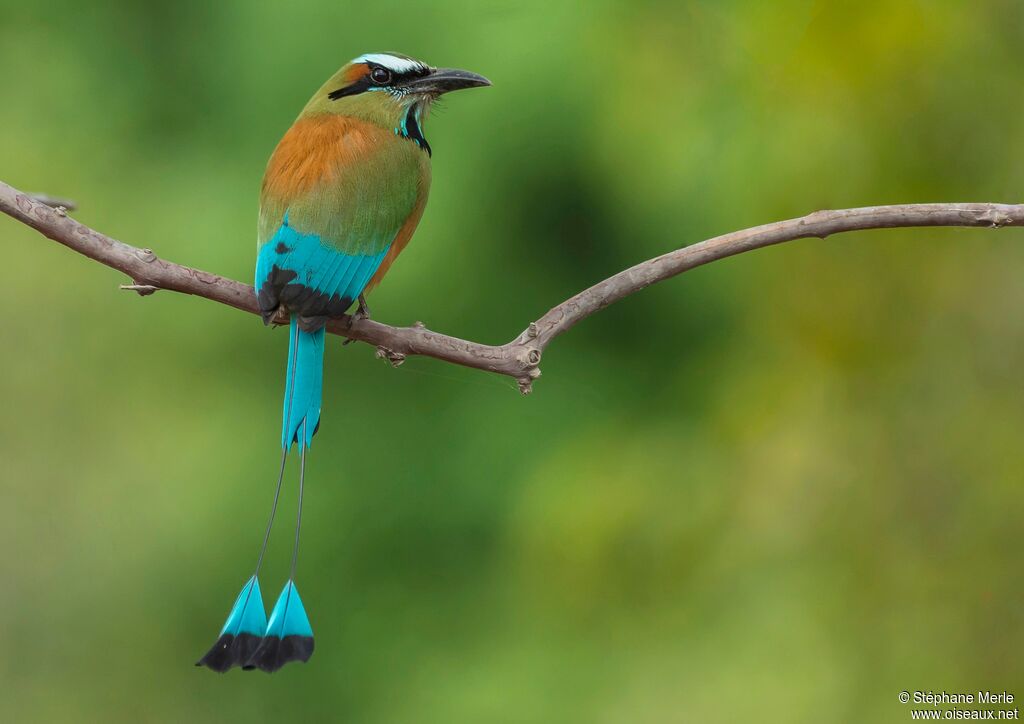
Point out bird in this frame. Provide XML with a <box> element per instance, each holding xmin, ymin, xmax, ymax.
<box><xmin>196</xmin><ymin>52</ymin><xmax>490</xmax><ymax>673</ymax></box>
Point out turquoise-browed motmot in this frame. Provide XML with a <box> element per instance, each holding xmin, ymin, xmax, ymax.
<box><xmin>197</xmin><ymin>52</ymin><xmax>490</xmax><ymax>673</ymax></box>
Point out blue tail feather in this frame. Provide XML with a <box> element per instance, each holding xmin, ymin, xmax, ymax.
<box><xmin>242</xmin><ymin>580</ymin><xmax>315</xmax><ymax>672</ymax></box>
<box><xmin>265</xmin><ymin>580</ymin><xmax>313</xmax><ymax>638</ymax></box>
<box><xmin>220</xmin><ymin>576</ymin><xmax>268</xmax><ymax>636</ymax></box>
<box><xmin>283</xmin><ymin>317</ymin><xmax>324</xmax><ymax>449</ymax></box>
<box><xmin>196</xmin><ymin>576</ymin><xmax>268</xmax><ymax>672</ymax></box>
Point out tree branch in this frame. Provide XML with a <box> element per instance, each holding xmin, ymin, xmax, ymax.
<box><xmin>2</xmin><ymin>178</ymin><xmax>1021</xmax><ymax>393</ymax></box>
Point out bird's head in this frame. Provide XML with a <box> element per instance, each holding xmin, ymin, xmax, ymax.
<box><xmin>301</xmin><ymin>52</ymin><xmax>490</xmax><ymax>155</ymax></box>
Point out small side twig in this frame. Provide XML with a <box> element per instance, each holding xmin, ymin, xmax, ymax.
<box><xmin>27</xmin><ymin>193</ymin><xmax>77</xmax><ymax>213</ymax></box>
<box><xmin>120</xmin><ymin>283</ymin><xmax>160</xmax><ymax>296</ymax></box>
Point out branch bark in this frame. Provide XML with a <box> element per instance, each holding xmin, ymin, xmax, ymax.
<box><xmin>2</xmin><ymin>178</ymin><xmax>1021</xmax><ymax>393</ymax></box>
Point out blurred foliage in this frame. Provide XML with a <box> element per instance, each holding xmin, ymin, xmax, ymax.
<box><xmin>2</xmin><ymin>1</ymin><xmax>1023</xmax><ymax>722</ymax></box>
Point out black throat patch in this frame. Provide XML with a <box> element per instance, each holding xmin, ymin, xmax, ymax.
<box><xmin>402</xmin><ymin>105</ymin><xmax>431</xmax><ymax>157</ymax></box>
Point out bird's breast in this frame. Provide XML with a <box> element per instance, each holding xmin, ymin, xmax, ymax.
<box><xmin>258</xmin><ymin>113</ymin><xmax>431</xmax><ymax>253</ymax></box>
<box><xmin>261</xmin><ymin>114</ymin><xmax>428</xmax><ymax>204</ymax></box>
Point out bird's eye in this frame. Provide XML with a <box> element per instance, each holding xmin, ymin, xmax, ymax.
<box><xmin>369</xmin><ymin>67</ymin><xmax>392</xmax><ymax>85</ymax></box>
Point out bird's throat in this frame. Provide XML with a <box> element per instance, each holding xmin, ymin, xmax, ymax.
<box><xmin>399</xmin><ymin>104</ymin><xmax>431</xmax><ymax>157</ymax></box>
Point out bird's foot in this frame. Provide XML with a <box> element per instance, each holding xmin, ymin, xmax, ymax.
<box><xmin>353</xmin><ymin>294</ymin><xmax>371</xmax><ymax>321</ymax></box>
<box><xmin>269</xmin><ymin>306</ymin><xmax>289</xmax><ymax>328</ymax></box>
<box><xmin>343</xmin><ymin>295</ymin><xmax>371</xmax><ymax>345</ymax></box>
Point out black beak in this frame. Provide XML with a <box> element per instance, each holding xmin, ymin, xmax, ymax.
<box><xmin>405</xmin><ymin>67</ymin><xmax>491</xmax><ymax>95</ymax></box>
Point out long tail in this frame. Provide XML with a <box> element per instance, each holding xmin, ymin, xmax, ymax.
<box><xmin>197</xmin><ymin>317</ymin><xmax>319</xmax><ymax>673</ymax></box>
<box><xmin>281</xmin><ymin>317</ymin><xmax>325</xmax><ymax>449</ymax></box>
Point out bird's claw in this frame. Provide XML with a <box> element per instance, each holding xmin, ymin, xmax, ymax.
<box><xmin>343</xmin><ymin>295</ymin><xmax>371</xmax><ymax>345</ymax></box>
<box><xmin>353</xmin><ymin>294</ymin><xmax>371</xmax><ymax>322</ymax></box>
<box><xmin>270</xmin><ymin>306</ymin><xmax>289</xmax><ymax>328</ymax></box>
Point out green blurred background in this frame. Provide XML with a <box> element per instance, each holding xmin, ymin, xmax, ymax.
<box><xmin>2</xmin><ymin>1</ymin><xmax>1023</xmax><ymax>721</ymax></box>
